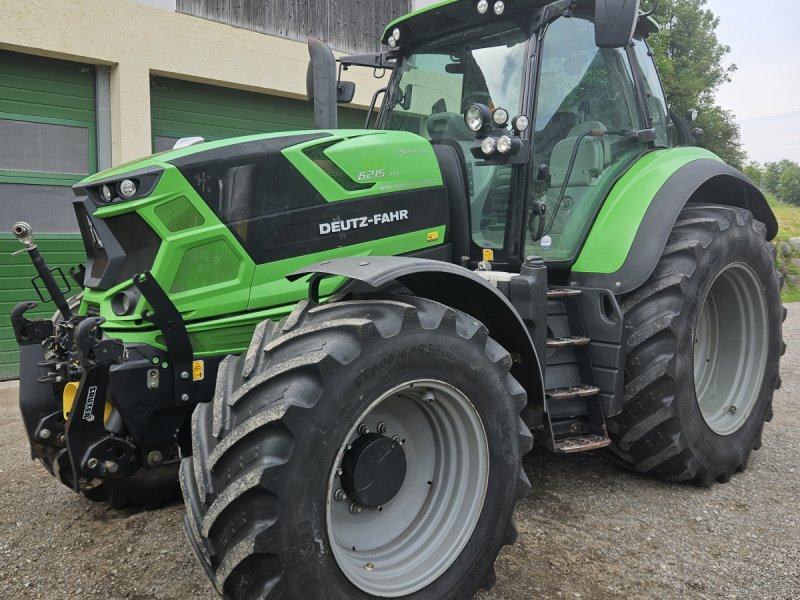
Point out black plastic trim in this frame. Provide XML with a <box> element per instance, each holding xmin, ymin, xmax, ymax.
<box><xmin>288</xmin><ymin>256</ymin><xmax>544</xmax><ymax>400</ymax></box>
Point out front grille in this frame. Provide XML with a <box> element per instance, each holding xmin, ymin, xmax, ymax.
<box><xmin>84</xmin><ymin>302</ymin><xmax>100</xmax><ymax>317</ymax></box>
<box><xmin>105</xmin><ymin>212</ymin><xmax>161</xmax><ymax>285</ymax></box>
<box><xmin>75</xmin><ymin>197</ymin><xmax>162</xmax><ymax>291</ymax></box>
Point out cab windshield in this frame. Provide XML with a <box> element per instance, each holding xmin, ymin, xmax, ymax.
<box><xmin>379</xmin><ymin>21</ymin><xmax>529</xmax><ymax>250</ymax></box>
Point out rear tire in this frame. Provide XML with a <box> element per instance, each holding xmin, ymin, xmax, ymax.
<box><xmin>181</xmin><ymin>295</ymin><xmax>532</xmax><ymax>599</ymax></box>
<box><xmin>607</xmin><ymin>205</ymin><xmax>784</xmax><ymax>485</ymax></box>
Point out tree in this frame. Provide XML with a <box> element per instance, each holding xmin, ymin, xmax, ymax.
<box><xmin>648</xmin><ymin>0</ymin><xmax>746</xmax><ymax>167</ymax></box>
<box><xmin>778</xmin><ymin>163</ymin><xmax>800</xmax><ymax>205</ymax></box>
<box><xmin>763</xmin><ymin>160</ymin><xmax>795</xmax><ymax>196</ymax></box>
<box><xmin>743</xmin><ymin>161</ymin><xmax>763</xmax><ymax>186</ymax></box>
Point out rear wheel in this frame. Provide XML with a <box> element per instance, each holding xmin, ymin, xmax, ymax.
<box><xmin>181</xmin><ymin>295</ymin><xmax>532</xmax><ymax>599</ymax></box>
<box><xmin>607</xmin><ymin>205</ymin><xmax>784</xmax><ymax>485</ymax></box>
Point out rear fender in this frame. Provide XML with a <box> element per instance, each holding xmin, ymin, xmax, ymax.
<box><xmin>289</xmin><ymin>256</ymin><xmax>544</xmax><ymax>401</ymax></box>
<box><xmin>572</xmin><ymin>150</ymin><xmax>777</xmax><ymax>294</ymax></box>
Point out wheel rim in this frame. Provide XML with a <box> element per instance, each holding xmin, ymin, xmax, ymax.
<box><xmin>693</xmin><ymin>263</ymin><xmax>769</xmax><ymax>435</ymax></box>
<box><xmin>326</xmin><ymin>379</ymin><xmax>489</xmax><ymax>597</ymax></box>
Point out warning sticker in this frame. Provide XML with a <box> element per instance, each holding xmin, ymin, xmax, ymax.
<box><xmin>192</xmin><ymin>360</ymin><xmax>205</xmax><ymax>382</ymax></box>
<box><xmin>482</xmin><ymin>248</ymin><xmax>494</xmax><ymax>262</ymax></box>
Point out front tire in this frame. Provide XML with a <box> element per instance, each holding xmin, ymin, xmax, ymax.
<box><xmin>607</xmin><ymin>205</ymin><xmax>784</xmax><ymax>485</ymax></box>
<box><xmin>181</xmin><ymin>295</ymin><xmax>532</xmax><ymax>599</ymax></box>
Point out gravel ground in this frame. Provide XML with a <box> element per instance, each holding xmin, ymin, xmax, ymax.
<box><xmin>1</xmin><ymin>308</ymin><xmax>798</xmax><ymax>600</ymax></box>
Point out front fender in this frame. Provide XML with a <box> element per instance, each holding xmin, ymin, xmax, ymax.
<box><xmin>289</xmin><ymin>256</ymin><xmax>544</xmax><ymax>401</ymax></box>
<box><xmin>572</xmin><ymin>148</ymin><xmax>777</xmax><ymax>294</ymax></box>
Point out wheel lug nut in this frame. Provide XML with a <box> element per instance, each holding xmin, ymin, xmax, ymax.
<box><xmin>728</xmin><ymin>406</ymin><xmax>737</xmax><ymax>414</ymax></box>
<box><xmin>350</xmin><ymin>503</ymin><xmax>363</xmax><ymax>514</ymax></box>
<box><xmin>377</xmin><ymin>422</ymin><xmax>388</xmax><ymax>434</ymax></box>
<box><xmin>334</xmin><ymin>489</ymin><xmax>347</xmax><ymax>501</ymax></box>
<box><xmin>358</xmin><ymin>423</ymin><xmax>370</xmax><ymax>435</ymax></box>
<box><xmin>365</xmin><ymin>562</ymin><xmax>374</xmax><ymax>571</ymax></box>
<box><xmin>422</xmin><ymin>389</ymin><xmax>435</xmax><ymax>403</ymax></box>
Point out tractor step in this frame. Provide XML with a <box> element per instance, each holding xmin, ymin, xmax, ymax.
<box><xmin>546</xmin><ymin>385</ymin><xmax>600</xmax><ymax>400</ymax></box>
<box><xmin>547</xmin><ymin>336</ymin><xmax>591</xmax><ymax>348</ymax></box>
<box><xmin>553</xmin><ymin>434</ymin><xmax>611</xmax><ymax>454</ymax></box>
<box><xmin>547</xmin><ymin>287</ymin><xmax>583</xmax><ymax>298</ymax></box>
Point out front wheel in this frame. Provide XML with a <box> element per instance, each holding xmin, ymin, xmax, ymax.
<box><xmin>607</xmin><ymin>205</ymin><xmax>784</xmax><ymax>485</ymax></box>
<box><xmin>181</xmin><ymin>295</ymin><xmax>532</xmax><ymax>599</ymax></box>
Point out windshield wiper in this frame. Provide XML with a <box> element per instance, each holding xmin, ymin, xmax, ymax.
<box><xmin>534</xmin><ymin>0</ymin><xmax>577</xmax><ymax>32</ymax></box>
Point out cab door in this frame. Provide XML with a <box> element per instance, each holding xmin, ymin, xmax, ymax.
<box><xmin>525</xmin><ymin>12</ymin><xmax>645</xmax><ymax>263</ymax></box>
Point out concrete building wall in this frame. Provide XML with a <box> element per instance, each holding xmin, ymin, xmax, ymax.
<box><xmin>0</xmin><ymin>0</ymin><xmax>386</xmax><ymax>166</ymax></box>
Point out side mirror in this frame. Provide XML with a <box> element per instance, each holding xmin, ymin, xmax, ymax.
<box><xmin>337</xmin><ymin>81</ymin><xmax>356</xmax><ymax>104</ymax></box>
<box><xmin>400</xmin><ymin>84</ymin><xmax>414</xmax><ymax>111</ymax></box>
<box><xmin>595</xmin><ymin>0</ymin><xmax>641</xmax><ymax>48</ymax></box>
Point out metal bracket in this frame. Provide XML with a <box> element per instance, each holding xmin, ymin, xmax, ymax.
<box><xmin>133</xmin><ymin>271</ymin><xmax>196</xmax><ymax>406</ymax></box>
<box><xmin>31</xmin><ymin>267</ymin><xmax>71</xmax><ymax>304</ymax></box>
<box><xmin>10</xmin><ymin>301</ymin><xmax>54</xmax><ymax>345</ymax></box>
<box><xmin>66</xmin><ymin>317</ymin><xmax>131</xmax><ymax>487</ymax></box>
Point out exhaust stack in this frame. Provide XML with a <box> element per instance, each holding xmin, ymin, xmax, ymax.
<box><xmin>306</xmin><ymin>38</ymin><xmax>338</xmax><ymax>130</ymax></box>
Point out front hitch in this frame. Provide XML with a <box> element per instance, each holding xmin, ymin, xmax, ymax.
<box><xmin>65</xmin><ymin>317</ymin><xmax>133</xmax><ymax>488</ymax></box>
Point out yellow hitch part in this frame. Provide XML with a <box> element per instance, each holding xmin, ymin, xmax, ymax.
<box><xmin>62</xmin><ymin>381</ymin><xmax>113</xmax><ymax>424</ymax></box>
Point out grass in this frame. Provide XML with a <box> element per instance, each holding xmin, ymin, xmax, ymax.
<box><xmin>767</xmin><ymin>193</ymin><xmax>800</xmax><ymax>242</ymax></box>
<box><xmin>766</xmin><ymin>193</ymin><xmax>800</xmax><ymax>302</ymax></box>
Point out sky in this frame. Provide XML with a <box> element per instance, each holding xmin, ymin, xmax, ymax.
<box><xmin>705</xmin><ymin>0</ymin><xmax>800</xmax><ymax>164</ymax></box>
<box><xmin>412</xmin><ymin>0</ymin><xmax>800</xmax><ymax>164</ymax></box>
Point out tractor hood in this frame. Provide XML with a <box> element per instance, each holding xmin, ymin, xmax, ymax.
<box><xmin>71</xmin><ymin>130</ymin><xmax>450</xmax><ymax>347</ymax></box>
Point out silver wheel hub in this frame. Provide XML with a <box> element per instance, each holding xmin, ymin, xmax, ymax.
<box><xmin>693</xmin><ymin>263</ymin><xmax>769</xmax><ymax>436</ymax></box>
<box><xmin>326</xmin><ymin>379</ymin><xmax>489</xmax><ymax>597</ymax></box>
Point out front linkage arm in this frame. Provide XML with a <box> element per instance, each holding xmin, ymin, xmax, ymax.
<box><xmin>65</xmin><ymin>317</ymin><xmax>132</xmax><ymax>489</ymax></box>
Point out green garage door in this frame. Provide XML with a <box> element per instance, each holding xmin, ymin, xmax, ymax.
<box><xmin>150</xmin><ymin>76</ymin><xmax>366</xmax><ymax>152</ymax></box>
<box><xmin>0</xmin><ymin>51</ymin><xmax>97</xmax><ymax>379</ymax></box>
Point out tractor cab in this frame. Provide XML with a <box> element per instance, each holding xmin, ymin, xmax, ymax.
<box><xmin>373</xmin><ymin>0</ymin><xmax>668</xmax><ymax>272</ymax></box>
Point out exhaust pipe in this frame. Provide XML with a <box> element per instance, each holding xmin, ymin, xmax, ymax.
<box><xmin>306</xmin><ymin>37</ymin><xmax>338</xmax><ymax>129</ymax></box>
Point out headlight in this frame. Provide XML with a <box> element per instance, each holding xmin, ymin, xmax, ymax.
<box><xmin>101</xmin><ymin>184</ymin><xmax>113</xmax><ymax>202</ymax></box>
<box><xmin>494</xmin><ymin>1</ymin><xmax>505</xmax><ymax>15</ymax></box>
<box><xmin>464</xmin><ymin>104</ymin><xmax>491</xmax><ymax>132</ymax></box>
<box><xmin>111</xmin><ymin>290</ymin><xmax>138</xmax><ymax>316</ymax></box>
<box><xmin>392</xmin><ymin>27</ymin><xmax>401</xmax><ymax>41</ymax></box>
<box><xmin>512</xmin><ymin>115</ymin><xmax>530</xmax><ymax>133</ymax></box>
<box><xmin>496</xmin><ymin>135</ymin><xmax>513</xmax><ymax>154</ymax></box>
<box><xmin>481</xmin><ymin>137</ymin><xmax>497</xmax><ymax>155</ymax></box>
<box><xmin>492</xmin><ymin>107</ymin><xmax>509</xmax><ymax>127</ymax></box>
<box><xmin>119</xmin><ymin>179</ymin><xmax>138</xmax><ymax>198</ymax></box>
<box><xmin>477</xmin><ymin>0</ymin><xmax>489</xmax><ymax>14</ymax></box>
<box><xmin>387</xmin><ymin>36</ymin><xmax>397</xmax><ymax>48</ymax></box>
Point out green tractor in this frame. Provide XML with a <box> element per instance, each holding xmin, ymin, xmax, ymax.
<box><xmin>11</xmin><ymin>0</ymin><xmax>784</xmax><ymax>597</ymax></box>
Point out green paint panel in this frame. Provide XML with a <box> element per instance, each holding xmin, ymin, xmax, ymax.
<box><xmin>0</xmin><ymin>235</ymin><xmax>85</xmax><ymax>379</ymax></box>
<box><xmin>150</xmin><ymin>76</ymin><xmax>365</xmax><ymax>149</ymax></box>
<box><xmin>573</xmin><ymin>147</ymin><xmax>722</xmax><ymax>275</ymax></box>
<box><xmin>283</xmin><ymin>131</ymin><xmax>443</xmax><ymax>202</ymax></box>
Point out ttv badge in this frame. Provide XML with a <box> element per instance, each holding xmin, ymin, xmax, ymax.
<box><xmin>540</xmin><ymin>235</ymin><xmax>552</xmax><ymax>250</ymax></box>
